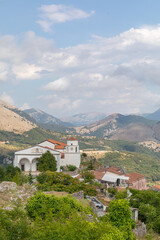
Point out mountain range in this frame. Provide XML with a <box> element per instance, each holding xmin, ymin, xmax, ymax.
<box><xmin>142</xmin><ymin>108</ymin><xmax>160</xmax><ymax>121</ymax></box>
<box><xmin>1</xmin><ymin>100</ymin><xmax>160</xmax><ymax>142</ymax></box>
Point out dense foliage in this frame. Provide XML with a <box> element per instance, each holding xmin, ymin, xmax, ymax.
<box><xmin>37</xmin><ymin>151</ymin><xmax>57</xmax><ymax>172</ymax></box>
<box><xmin>0</xmin><ymin>165</ymin><xmax>28</xmax><ymax>185</ymax></box>
<box><xmin>130</xmin><ymin>189</ymin><xmax>160</xmax><ymax>233</ymax></box>
<box><xmin>37</xmin><ymin>171</ymin><xmax>97</xmax><ymax>196</ymax></box>
<box><xmin>0</xmin><ymin>194</ymin><xmax>136</xmax><ymax>240</ymax></box>
<box><xmin>66</xmin><ymin>164</ymin><xmax>77</xmax><ymax>171</ymax></box>
<box><xmin>26</xmin><ymin>193</ymin><xmax>92</xmax><ymax>220</ymax></box>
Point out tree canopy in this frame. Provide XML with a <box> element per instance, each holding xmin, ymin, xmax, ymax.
<box><xmin>37</xmin><ymin>151</ymin><xmax>57</xmax><ymax>172</ymax></box>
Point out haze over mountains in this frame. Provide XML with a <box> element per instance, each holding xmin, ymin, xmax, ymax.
<box><xmin>1</xmin><ymin>100</ymin><xmax>160</xmax><ymax>142</ymax></box>
<box><xmin>142</xmin><ymin>108</ymin><xmax>160</xmax><ymax>121</ymax></box>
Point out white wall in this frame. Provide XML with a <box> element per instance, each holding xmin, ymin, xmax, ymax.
<box><xmin>61</xmin><ymin>152</ymin><xmax>81</xmax><ymax>168</ymax></box>
<box><xmin>67</xmin><ymin>140</ymin><xmax>78</xmax><ymax>146</ymax></box>
<box><xmin>15</xmin><ymin>146</ymin><xmax>61</xmax><ymax>172</ymax></box>
<box><xmin>39</xmin><ymin>141</ymin><xmax>55</xmax><ymax>149</ymax></box>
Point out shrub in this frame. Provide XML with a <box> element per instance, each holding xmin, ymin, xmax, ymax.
<box><xmin>115</xmin><ymin>190</ymin><xmax>127</xmax><ymax>199</ymax></box>
<box><xmin>36</xmin><ymin>172</ymin><xmax>97</xmax><ymax>196</ymax></box>
<box><xmin>66</xmin><ymin>165</ymin><xmax>77</xmax><ymax>171</ymax></box>
<box><xmin>0</xmin><ymin>166</ymin><xmax>5</xmax><ymax>182</ymax></box>
<box><xmin>26</xmin><ymin>193</ymin><xmax>91</xmax><ymax>220</ymax></box>
<box><xmin>81</xmin><ymin>170</ymin><xmax>95</xmax><ymax>183</ymax></box>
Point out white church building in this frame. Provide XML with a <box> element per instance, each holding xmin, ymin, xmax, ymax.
<box><xmin>14</xmin><ymin>137</ymin><xmax>81</xmax><ymax>172</ymax></box>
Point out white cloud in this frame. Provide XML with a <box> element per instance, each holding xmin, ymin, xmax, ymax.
<box><xmin>2</xmin><ymin>25</ymin><xmax>160</xmax><ymax>115</ymax></box>
<box><xmin>43</xmin><ymin>77</ymin><xmax>69</xmax><ymax>91</ymax></box>
<box><xmin>0</xmin><ymin>62</ymin><xmax>9</xmax><ymax>82</ymax></box>
<box><xmin>37</xmin><ymin>4</ymin><xmax>95</xmax><ymax>32</ymax></box>
<box><xmin>0</xmin><ymin>92</ymin><xmax>14</xmax><ymax>105</ymax></box>
<box><xmin>12</xmin><ymin>63</ymin><xmax>42</xmax><ymax>80</ymax></box>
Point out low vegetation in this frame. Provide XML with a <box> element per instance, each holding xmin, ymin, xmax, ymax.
<box><xmin>37</xmin><ymin>171</ymin><xmax>97</xmax><ymax>196</ymax></box>
<box><xmin>0</xmin><ymin>193</ymin><xmax>135</xmax><ymax>240</ymax></box>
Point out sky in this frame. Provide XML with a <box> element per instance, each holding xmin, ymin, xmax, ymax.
<box><xmin>1</xmin><ymin>0</ymin><xmax>160</xmax><ymax>117</ymax></box>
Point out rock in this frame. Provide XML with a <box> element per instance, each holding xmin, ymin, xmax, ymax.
<box><xmin>133</xmin><ymin>222</ymin><xmax>146</xmax><ymax>237</ymax></box>
<box><xmin>0</xmin><ymin>181</ymin><xmax>17</xmax><ymax>192</ymax></box>
<box><xmin>72</xmin><ymin>191</ymin><xmax>84</xmax><ymax>199</ymax></box>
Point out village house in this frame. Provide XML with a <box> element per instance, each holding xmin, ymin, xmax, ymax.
<box><xmin>125</xmin><ymin>172</ymin><xmax>147</xmax><ymax>190</ymax></box>
<box><xmin>93</xmin><ymin>167</ymin><xmax>129</xmax><ymax>188</ymax></box>
<box><xmin>14</xmin><ymin>137</ymin><xmax>81</xmax><ymax>173</ymax></box>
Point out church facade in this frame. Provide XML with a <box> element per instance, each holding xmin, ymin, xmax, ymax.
<box><xmin>14</xmin><ymin>137</ymin><xmax>81</xmax><ymax>172</ymax></box>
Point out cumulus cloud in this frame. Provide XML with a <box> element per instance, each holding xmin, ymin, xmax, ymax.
<box><xmin>2</xmin><ymin>25</ymin><xmax>160</xmax><ymax>115</ymax></box>
<box><xmin>12</xmin><ymin>63</ymin><xmax>42</xmax><ymax>80</ymax></box>
<box><xmin>0</xmin><ymin>62</ymin><xmax>9</xmax><ymax>82</ymax></box>
<box><xmin>43</xmin><ymin>77</ymin><xmax>69</xmax><ymax>91</ymax></box>
<box><xmin>0</xmin><ymin>92</ymin><xmax>14</xmax><ymax>105</ymax></box>
<box><xmin>37</xmin><ymin>4</ymin><xmax>95</xmax><ymax>32</ymax></box>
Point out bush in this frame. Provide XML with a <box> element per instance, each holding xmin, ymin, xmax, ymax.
<box><xmin>116</xmin><ymin>190</ymin><xmax>127</xmax><ymax>199</ymax></box>
<box><xmin>37</xmin><ymin>171</ymin><xmax>97</xmax><ymax>196</ymax></box>
<box><xmin>81</xmin><ymin>170</ymin><xmax>95</xmax><ymax>183</ymax></box>
<box><xmin>0</xmin><ymin>166</ymin><xmax>5</xmax><ymax>182</ymax></box>
<box><xmin>66</xmin><ymin>165</ymin><xmax>77</xmax><ymax>171</ymax></box>
<box><xmin>108</xmin><ymin>188</ymin><xmax>117</xmax><ymax>197</ymax></box>
<box><xmin>26</xmin><ymin>193</ymin><xmax>91</xmax><ymax>220</ymax></box>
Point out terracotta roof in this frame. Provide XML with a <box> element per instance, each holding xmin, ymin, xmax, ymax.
<box><xmin>61</xmin><ymin>153</ymin><xmax>65</xmax><ymax>159</ymax></box>
<box><xmin>47</xmin><ymin>139</ymin><xmax>67</xmax><ymax>146</ymax></box>
<box><xmin>44</xmin><ymin>146</ymin><xmax>54</xmax><ymax>150</ymax></box>
<box><xmin>55</xmin><ymin>145</ymin><xmax>65</xmax><ymax>149</ymax></box>
<box><xmin>125</xmin><ymin>172</ymin><xmax>145</xmax><ymax>184</ymax></box>
<box><xmin>154</xmin><ymin>185</ymin><xmax>160</xmax><ymax>190</ymax></box>
<box><xmin>93</xmin><ymin>171</ymin><xmax>105</xmax><ymax>180</ymax></box>
<box><xmin>107</xmin><ymin>166</ymin><xmax>121</xmax><ymax>172</ymax></box>
<box><xmin>67</xmin><ymin>137</ymin><xmax>78</xmax><ymax>141</ymax></box>
<box><xmin>98</xmin><ymin>167</ymin><xmax>124</xmax><ymax>176</ymax></box>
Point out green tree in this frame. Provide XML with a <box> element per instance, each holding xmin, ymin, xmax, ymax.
<box><xmin>109</xmin><ymin>199</ymin><xmax>135</xmax><ymax>240</ymax></box>
<box><xmin>5</xmin><ymin>165</ymin><xmax>21</xmax><ymax>181</ymax></box>
<box><xmin>28</xmin><ymin>170</ymin><xmax>33</xmax><ymax>185</ymax></box>
<box><xmin>0</xmin><ymin>166</ymin><xmax>5</xmax><ymax>182</ymax></box>
<box><xmin>81</xmin><ymin>170</ymin><xmax>95</xmax><ymax>183</ymax></box>
<box><xmin>37</xmin><ymin>151</ymin><xmax>57</xmax><ymax>172</ymax></box>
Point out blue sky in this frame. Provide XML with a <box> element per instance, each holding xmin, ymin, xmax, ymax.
<box><xmin>1</xmin><ymin>0</ymin><xmax>160</xmax><ymax>117</ymax></box>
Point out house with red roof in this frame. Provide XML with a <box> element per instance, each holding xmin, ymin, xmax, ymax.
<box><xmin>14</xmin><ymin>137</ymin><xmax>81</xmax><ymax>173</ymax></box>
<box><xmin>125</xmin><ymin>172</ymin><xmax>147</xmax><ymax>190</ymax></box>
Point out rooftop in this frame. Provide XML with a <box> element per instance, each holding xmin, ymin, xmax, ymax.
<box><xmin>67</xmin><ymin>137</ymin><xmax>78</xmax><ymax>141</ymax></box>
<box><xmin>47</xmin><ymin>139</ymin><xmax>67</xmax><ymax>146</ymax></box>
<box><xmin>125</xmin><ymin>172</ymin><xmax>145</xmax><ymax>184</ymax></box>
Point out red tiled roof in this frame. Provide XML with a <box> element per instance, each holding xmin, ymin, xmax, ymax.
<box><xmin>44</xmin><ymin>146</ymin><xmax>54</xmax><ymax>150</ymax></box>
<box><xmin>47</xmin><ymin>139</ymin><xmax>67</xmax><ymax>146</ymax></box>
<box><xmin>125</xmin><ymin>172</ymin><xmax>145</xmax><ymax>184</ymax></box>
<box><xmin>98</xmin><ymin>167</ymin><xmax>124</xmax><ymax>176</ymax></box>
<box><xmin>67</xmin><ymin>137</ymin><xmax>78</xmax><ymax>141</ymax></box>
<box><xmin>93</xmin><ymin>171</ymin><xmax>105</xmax><ymax>180</ymax></box>
<box><xmin>154</xmin><ymin>185</ymin><xmax>160</xmax><ymax>190</ymax></box>
<box><xmin>107</xmin><ymin>166</ymin><xmax>121</xmax><ymax>172</ymax></box>
<box><xmin>55</xmin><ymin>145</ymin><xmax>65</xmax><ymax>149</ymax></box>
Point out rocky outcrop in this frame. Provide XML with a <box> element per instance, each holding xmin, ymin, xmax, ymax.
<box><xmin>0</xmin><ymin>181</ymin><xmax>17</xmax><ymax>192</ymax></box>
